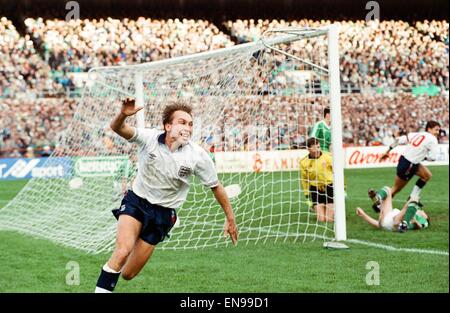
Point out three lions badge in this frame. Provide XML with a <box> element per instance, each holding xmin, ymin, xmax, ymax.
<box><xmin>178</xmin><ymin>166</ymin><xmax>192</xmax><ymax>178</ymax></box>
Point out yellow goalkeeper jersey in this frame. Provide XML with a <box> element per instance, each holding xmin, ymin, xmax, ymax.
<box><xmin>299</xmin><ymin>151</ymin><xmax>333</xmax><ymax>196</ymax></box>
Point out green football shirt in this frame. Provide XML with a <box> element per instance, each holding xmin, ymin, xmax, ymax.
<box><xmin>310</xmin><ymin>120</ymin><xmax>331</xmax><ymax>152</ymax></box>
<box><xmin>407</xmin><ymin>213</ymin><xmax>429</xmax><ymax>230</ymax></box>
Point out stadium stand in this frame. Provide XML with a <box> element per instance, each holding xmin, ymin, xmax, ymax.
<box><xmin>0</xmin><ymin>14</ymin><xmax>448</xmax><ymax>156</ymax></box>
<box><xmin>0</xmin><ymin>17</ymin><xmax>64</xmax><ymax>99</ymax></box>
<box><xmin>226</xmin><ymin>19</ymin><xmax>449</xmax><ymax>91</ymax></box>
<box><xmin>1</xmin><ymin>94</ymin><xmax>447</xmax><ymax>157</ymax></box>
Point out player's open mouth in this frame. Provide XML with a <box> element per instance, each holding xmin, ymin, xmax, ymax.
<box><xmin>180</xmin><ymin>131</ymin><xmax>191</xmax><ymax>138</ymax></box>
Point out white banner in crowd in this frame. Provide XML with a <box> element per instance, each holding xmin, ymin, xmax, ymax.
<box><xmin>214</xmin><ymin>144</ymin><xmax>449</xmax><ymax>173</ymax></box>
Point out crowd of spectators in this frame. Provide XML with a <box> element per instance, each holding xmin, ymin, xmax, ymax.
<box><xmin>0</xmin><ymin>17</ymin><xmax>64</xmax><ymax>99</ymax></box>
<box><xmin>0</xmin><ymin>98</ymin><xmax>77</xmax><ymax>158</ymax></box>
<box><xmin>340</xmin><ymin>92</ymin><xmax>449</xmax><ymax>146</ymax></box>
<box><xmin>226</xmin><ymin>19</ymin><xmax>449</xmax><ymax>91</ymax></box>
<box><xmin>1</xmin><ymin>93</ymin><xmax>447</xmax><ymax>157</ymax></box>
<box><xmin>24</xmin><ymin>17</ymin><xmax>235</xmax><ymax>72</ymax></box>
<box><xmin>209</xmin><ymin>92</ymin><xmax>449</xmax><ymax>152</ymax></box>
<box><xmin>0</xmin><ymin>17</ymin><xmax>448</xmax><ymax>157</ymax></box>
<box><xmin>1</xmin><ymin>17</ymin><xmax>234</xmax><ymax>99</ymax></box>
<box><xmin>0</xmin><ymin>17</ymin><xmax>447</xmax><ymax>99</ymax></box>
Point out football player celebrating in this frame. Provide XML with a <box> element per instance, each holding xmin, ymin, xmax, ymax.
<box><xmin>372</xmin><ymin>121</ymin><xmax>441</xmax><ymax>209</ymax></box>
<box><xmin>95</xmin><ymin>98</ymin><xmax>238</xmax><ymax>293</ymax></box>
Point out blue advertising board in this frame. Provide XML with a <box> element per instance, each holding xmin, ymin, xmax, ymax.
<box><xmin>0</xmin><ymin>157</ymin><xmax>72</xmax><ymax>180</ymax></box>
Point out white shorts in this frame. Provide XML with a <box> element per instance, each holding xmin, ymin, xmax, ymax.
<box><xmin>381</xmin><ymin>209</ymin><xmax>401</xmax><ymax>231</ymax></box>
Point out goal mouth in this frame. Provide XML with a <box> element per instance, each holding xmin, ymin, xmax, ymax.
<box><xmin>0</xmin><ymin>25</ymin><xmax>346</xmax><ymax>253</ymax></box>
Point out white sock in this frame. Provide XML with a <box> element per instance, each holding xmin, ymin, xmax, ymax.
<box><xmin>103</xmin><ymin>263</ymin><xmax>120</xmax><ymax>274</ymax></box>
<box><xmin>95</xmin><ymin>286</ymin><xmax>112</xmax><ymax>293</ymax></box>
<box><xmin>410</xmin><ymin>185</ymin><xmax>422</xmax><ymax>198</ymax></box>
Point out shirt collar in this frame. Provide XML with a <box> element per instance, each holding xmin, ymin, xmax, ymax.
<box><xmin>158</xmin><ymin>131</ymin><xmax>189</xmax><ymax>151</ymax></box>
<box><xmin>158</xmin><ymin>132</ymin><xmax>166</xmax><ymax>145</ymax></box>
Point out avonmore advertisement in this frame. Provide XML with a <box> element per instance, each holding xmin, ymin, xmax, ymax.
<box><xmin>0</xmin><ymin>157</ymin><xmax>72</xmax><ymax>180</ymax></box>
<box><xmin>345</xmin><ymin>144</ymin><xmax>449</xmax><ymax>169</ymax></box>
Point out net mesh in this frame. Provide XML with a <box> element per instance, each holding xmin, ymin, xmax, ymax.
<box><xmin>0</xmin><ymin>29</ymin><xmax>337</xmax><ymax>253</ymax></box>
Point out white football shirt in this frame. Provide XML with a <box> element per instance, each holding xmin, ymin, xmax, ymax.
<box><xmin>381</xmin><ymin>208</ymin><xmax>401</xmax><ymax>231</ymax></box>
<box><xmin>128</xmin><ymin>127</ymin><xmax>219</xmax><ymax>208</ymax></box>
<box><xmin>397</xmin><ymin>132</ymin><xmax>439</xmax><ymax>164</ymax></box>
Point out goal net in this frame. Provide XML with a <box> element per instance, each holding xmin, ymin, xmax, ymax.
<box><xmin>0</xmin><ymin>26</ymin><xmax>346</xmax><ymax>253</ymax></box>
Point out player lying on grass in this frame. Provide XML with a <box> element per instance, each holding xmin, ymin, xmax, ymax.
<box><xmin>356</xmin><ymin>186</ymin><xmax>429</xmax><ymax>232</ymax></box>
<box><xmin>300</xmin><ymin>137</ymin><xmax>334</xmax><ymax>222</ymax></box>
<box><xmin>95</xmin><ymin>98</ymin><xmax>238</xmax><ymax>293</ymax></box>
<box><xmin>373</xmin><ymin>121</ymin><xmax>441</xmax><ymax>211</ymax></box>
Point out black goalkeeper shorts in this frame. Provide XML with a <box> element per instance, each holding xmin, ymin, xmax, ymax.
<box><xmin>112</xmin><ymin>190</ymin><xmax>177</xmax><ymax>246</ymax></box>
<box><xmin>309</xmin><ymin>184</ymin><xmax>334</xmax><ymax>205</ymax></box>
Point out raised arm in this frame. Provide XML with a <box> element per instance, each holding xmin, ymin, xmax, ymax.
<box><xmin>211</xmin><ymin>183</ymin><xmax>238</xmax><ymax>246</ymax></box>
<box><xmin>356</xmin><ymin>207</ymin><xmax>380</xmax><ymax>228</ymax></box>
<box><xmin>380</xmin><ymin>134</ymin><xmax>409</xmax><ymax>161</ymax></box>
<box><xmin>110</xmin><ymin>98</ymin><xmax>143</xmax><ymax>140</ymax></box>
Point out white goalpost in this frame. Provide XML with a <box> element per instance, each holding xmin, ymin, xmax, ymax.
<box><xmin>328</xmin><ymin>25</ymin><xmax>347</xmax><ymax>243</ymax></box>
<box><xmin>0</xmin><ymin>25</ymin><xmax>346</xmax><ymax>253</ymax></box>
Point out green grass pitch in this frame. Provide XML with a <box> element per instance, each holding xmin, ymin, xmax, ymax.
<box><xmin>0</xmin><ymin>166</ymin><xmax>448</xmax><ymax>292</ymax></box>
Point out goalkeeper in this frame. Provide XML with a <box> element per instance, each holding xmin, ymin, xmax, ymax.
<box><xmin>300</xmin><ymin>137</ymin><xmax>334</xmax><ymax>222</ymax></box>
<box><xmin>95</xmin><ymin>98</ymin><xmax>238</xmax><ymax>293</ymax></box>
<box><xmin>356</xmin><ymin>187</ymin><xmax>429</xmax><ymax>232</ymax></box>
